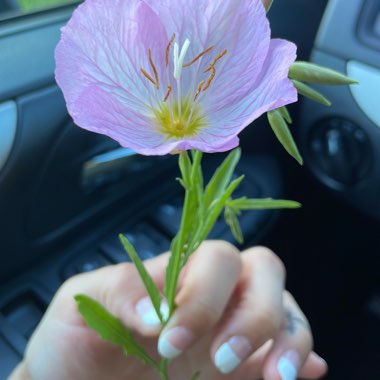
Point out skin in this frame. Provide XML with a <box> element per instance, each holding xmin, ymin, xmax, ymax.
<box><xmin>9</xmin><ymin>241</ymin><xmax>327</xmax><ymax>380</ymax></box>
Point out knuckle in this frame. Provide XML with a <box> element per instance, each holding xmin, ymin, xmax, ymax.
<box><xmin>209</xmin><ymin>240</ymin><xmax>241</xmax><ymax>270</ymax></box>
<box><xmin>254</xmin><ymin>246</ymin><xmax>286</xmax><ymax>278</ymax></box>
<box><xmin>190</xmin><ymin>298</ymin><xmax>221</xmax><ymax>327</ymax></box>
<box><xmin>253</xmin><ymin>307</ymin><xmax>282</xmax><ymax>337</ymax></box>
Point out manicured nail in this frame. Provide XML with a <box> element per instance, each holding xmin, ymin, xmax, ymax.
<box><xmin>214</xmin><ymin>336</ymin><xmax>252</xmax><ymax>374</ymax></box>
<box><xmin>158</xmin><ymin>326</ymin><xmax>193</xmax><ymax>359</ymax></box>
<box><xmin>136</xmin><ymin>297</ymin><xmax>169</xmax><ymax>327</ymax></box>
<box><xmin>277</xmin><ymin>350</ymin><xmax>301</xmax><ymax>380</ymax></box>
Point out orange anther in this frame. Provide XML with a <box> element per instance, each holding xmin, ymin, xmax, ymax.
<box><xmin>203</xmin><ymin>66</ymin><xmax>216</xmax><ymax>91</ymax></box>
<box><xmin>194</xmin><ymin>80</ymin><xmax>205</xmax><ymax>101</ymax></box>
<box><xmin>164</xmin><ymin>85</ymin><xmax>172</xmax><ymax>102</ymax></box>
<box><xmin>148</xmin><ymin>48</ymin><xmax>160</xmax><ymax>90</ymax></box>
<box><xmin>183</xmin><ymin>45</ymin><xmax>214</xmax><ymax>68</ymax></box>
<box><xmin>204</xmin><ymin>49</ymin><xmax>228</xmax><ymax>73</ymax></box>
<box><xmin>140</xmin><ymin>68</ymin><xmax>157</xmax><ymax>87</ymax></box>
<box><xmin>165</xmin><ymin>33</ymin><xmax>176</xmax><ymax>68</ymax></box>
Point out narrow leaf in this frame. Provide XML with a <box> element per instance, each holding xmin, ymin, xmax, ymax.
<box><xmin>204</xmin><ymin>148</ymin><xmax>241</xmax><ymax>209</ymax></box>
<box><xmin>278</xmin><ymin>106</ymin><xmax>292</xmax><ymax>124</ymax></box>
<box><xmin>186</xmin><ymin>175</ymin><xmax>245</xmax><ymax>258</ymax></box>
<box><xmin>224</xmin><ymin>206</ymin><xmax>244</xmax><ymax>244</ymax></box>
<box><xmin>119</xmin><ymin>234</ymin><xmax>164</xmax><ymax>323</ymax></box>
<box><xmin>292</xmin><ymin>79</ymin><xmax>332</xmax><ymax>106</ymax></box>
<box><xmin>289</xmin><ymin>61</ymin><xmax>358</xmax><ymax>85</ymax></box>
<box><xmin>75</xmin><ymin>295</ymin><xmax>158</xmax><ymax>368</ymax></box>
<box><xmin>227</xmin><ymin>197</ymin><xmax>302</xmax><ymax>210</ymax></box>
<box><xmin>267</xmin><ymin>110</ymin><xmax>303</xmax><ymax>165</ymax></box>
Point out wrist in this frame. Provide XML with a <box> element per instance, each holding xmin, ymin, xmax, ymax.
<box><xmin>8</xmin><ymin>361</ymin><xmax>31</xmax><ymax>380</ymax></box>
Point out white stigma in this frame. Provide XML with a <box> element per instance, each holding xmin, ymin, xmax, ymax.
<box><xmin>173</xmin><ymin>39</ymin><xmax>190</xmax><ymax>80</ymax></box>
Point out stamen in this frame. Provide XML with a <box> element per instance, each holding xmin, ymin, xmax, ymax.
<box><xmin>165</xmin><ymin>33</ymin><xmax>176</xmax><ymax>68</ymax></box>
<box><xmin>183</xmin><ymin>45</ymin><xmax>214</xmax><ymax>68</ymax></box>
<box><xmin>163</xmin><ymin>85</ymin><xmax>172</xmax><ymax>102</ymax></box>
<box><xmin>194</xmin><ymin>80</ymin><xmax>205</xmax><ymax>101</ymax></box>
<box><xmin>203</xmin><ymin>66</ymin><xmax>216</xmax><ymax>91</ymax></box>
<box><xmin>204</xmin><ymin>49</ymin><xmax>228</xmax><ymax>73</ymax></box>
<box><xmin>140</xmin><ymin>68</ymin><xmax>157</xmax><ymax>87</ymax></box>
<box><xmin>148</xmin><ymin>48</ymin><xmax>159</xmax><ymax>90</ymax></box>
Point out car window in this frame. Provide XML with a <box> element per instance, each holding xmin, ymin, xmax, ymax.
<box><xmin>0</xmin><ymin>0</ymin><xmax>80</xmax><ymax>21</ymax></box>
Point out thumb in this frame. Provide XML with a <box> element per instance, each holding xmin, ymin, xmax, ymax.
<box><xmin>50</xmin><ymin>253</ymin><xmax>170</xmax><ymax>335</ymax></box>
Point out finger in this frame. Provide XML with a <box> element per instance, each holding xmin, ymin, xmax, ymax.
<box><xmin>227</xmin><ymin>342</ymin><xmax>326</xmax><ymax>380</ymax></box>
<box><xmin>210</xmin><ymin>246</ymin><xmax>286</xmax><ymax>374</ymax></box>
<box><xmin>54</xmin><ymin>252</ymin><xmax>170</xmax><ymax>335</ymax></box>
<box><xmin>157</xmin><ymin>240</ymin><xmax>241</xmax><ymax>359</ymax></box>
<box><xmin>262</xmin><ymin>291</ymin><xmax>328</xmax><ymax>380</ymax></box>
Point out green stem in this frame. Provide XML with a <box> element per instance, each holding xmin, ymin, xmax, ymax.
<box><xmin>159</xmin><ymin>358</ymin><xmax>170</xmax><ymax>380</ymax></box>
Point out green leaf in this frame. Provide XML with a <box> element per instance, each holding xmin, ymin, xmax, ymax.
<box><xmin>292</xmin><ymin>79</ymin><xmax>332</xmax><ymax>106</ymax></box>
<box><xmin>289</xmin><ymin>61</ymin><xmax>358</xmax><ymax>85</ymax></box>
<box><xmin>227</xmin><ymin>197</ymin><xmax>302</xmax><ymax>210</ymax></box>
<box><xmin>278</xmin><ymin>106</ymin><xmax>292</xmax><ymax>124</ymax></box>
<box><xmin>224</xmin><ymin>206</ymin><xmax>244</xmax><ymax>244</ymax></box>
<box><xmin>74</xmin><ymin>295</ymin><xmax>158</xmax><ymax>369</ymax></box>
<box><xmin>190</xmin><ymin>371</ymin><xmax>201</xmax><ymax>380</ymax></box>
<box><xmin>204</xmin><ymin>148</ymin><xmax>241</xmax><ymax>210</ymax></box>
<box><xmin>186</xmin><ymin>175</ymin><xmax>245</xmax><ymax>257</ymax></box>
<box><xmin>267</xmin><ymin>110</ymin><xmax>303</xmax><ymax>165</ymax></box>
<box><xmin>119</xmin><ymin>234</ymin><xmax>164</xmax><ymax>323</ymax></box>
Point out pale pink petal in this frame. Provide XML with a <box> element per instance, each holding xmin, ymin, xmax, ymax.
<box><xmin>144</xmin><ymin>0</ymin><xmax>271</xmax><ymax>100</ymax></box>
<box><xmin>55</xmin><ymin>0</ymin><xmax>170</xmax><ymax>136</ymax></box>
<box><xmin>198</xmin><ymin>39</ymin><xmax>297</xmax><ymax>147</ymax></box>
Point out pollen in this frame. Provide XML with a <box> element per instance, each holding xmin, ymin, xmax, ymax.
<box><xmin>154</xmin><ymin>98</ymin><xmax>206</xmax><ymax>138</ymax></box>
<box><xmin>183</xmin><ymin>45</ymin><xmax>214</xmax><ymax>68</ymax></box>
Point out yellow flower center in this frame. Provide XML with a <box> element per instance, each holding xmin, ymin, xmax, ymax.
<box><xmin>154</xmin><ymin>98</ymin><xmax>206</xmax><ymax>138</ymax></box>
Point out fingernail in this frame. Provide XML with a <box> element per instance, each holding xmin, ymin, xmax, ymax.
<box><xmin>136</xmin><ymin>297</ymin><xmax>169</xmax><ymax>327</ymax></box>
<box><xmin>214</xmin><ymin>336</ymin><xmax>252</xmax><ymax>374</ymax></box>
<box><xmin>158</xmin><ymin>327</ymin><xmax>193</xmax><ymax>359</ymax></box>
<box><xmin>277</xmin><ymin>350</ymin><xmax>301</xmax><ymax>380</ymax></box>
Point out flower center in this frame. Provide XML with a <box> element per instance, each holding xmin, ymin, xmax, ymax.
<box><xmin>154</xmin><ymin>97</ymin><xmax>206</xmax><ymax>138</ymax></box>
<box><xmin>140</xmin><ymin>35</ymin><xmax>227</xmax><ymax>139</ymax></box>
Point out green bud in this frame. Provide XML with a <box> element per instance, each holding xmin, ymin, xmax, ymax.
<box><xmin>292</xmin><ymin>79</ymin><xmax>332</xmax><ymax>106</ymax></box>
<box><xmin>267</xmin><ymin>110</ymin><xmax>303</xmax><ymax>165</ymax></box>
<box><xmin>289</xmin><ymin>61</ymin><xmax>358</xmax><ymax>85</ymax></box>
<box><xmin>278</xmin><ymin>106</ymin><xmax>293</xmax><ymax>124</ymax></box>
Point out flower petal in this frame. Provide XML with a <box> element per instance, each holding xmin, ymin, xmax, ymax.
<box><xmin>201</xmin><ymin>38</ymin><xmax>297</xmax><ymax>146</ymax></box>
<box><xmin>144</xmin><ymin>0</ymin><xmax>271</xmax><ymax>101</ymax></box>
<box><xmin>55</xmin><ymin>0</ymin><xmax>170</xmax><ymax>131</ymax></box>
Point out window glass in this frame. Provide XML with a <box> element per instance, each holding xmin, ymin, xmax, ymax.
<box><xmin>0</xmin><ymin>0</ymin><xmax>80</xmax><ymax>21</ymax></box>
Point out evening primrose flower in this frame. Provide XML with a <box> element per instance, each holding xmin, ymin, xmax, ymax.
<box><xmin>55</xmin><ymin>0</ymin><xmax>297</xmax><ymax>155</ymax></box>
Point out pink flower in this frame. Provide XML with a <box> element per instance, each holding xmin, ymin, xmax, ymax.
<box><xmin>55</xmin><ymin>0</ymin><xmax>297</xmax><ymax>155</ymax></box>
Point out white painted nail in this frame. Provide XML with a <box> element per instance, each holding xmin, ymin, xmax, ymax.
<box><xmin>158</xmin><ymin>326</ymin><xmax>193</xmax><ymax>359</ymax></box>
<box><xmin>277</xmin><ymin>351</ymin><xmax>300</xmax><ymax>380</ymax></box>
<box><xmin>136</xmin><ymin>297</ymin><xmax>169</xmax><ymax>327</ymax></box>
<box><xmin>214</xmin><ymin>336</ymin><xmax>252</xmax><ymax>374</ymax></box>
<box><xmin>214</xmin><ymin>342</ymin><xmax>242</xmax><ymax>374</ymax></box>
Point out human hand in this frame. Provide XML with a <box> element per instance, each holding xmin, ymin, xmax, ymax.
<box><xmin>10</xmin><ymin>241</ymin><xmax>327</xmax><ymax>380</ymax></box>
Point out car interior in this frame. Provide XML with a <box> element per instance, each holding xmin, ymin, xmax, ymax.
<box><xmin>0</xmin><ymin>0</ymin><xmax>379</xmax><ymax>378</ymax></box>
